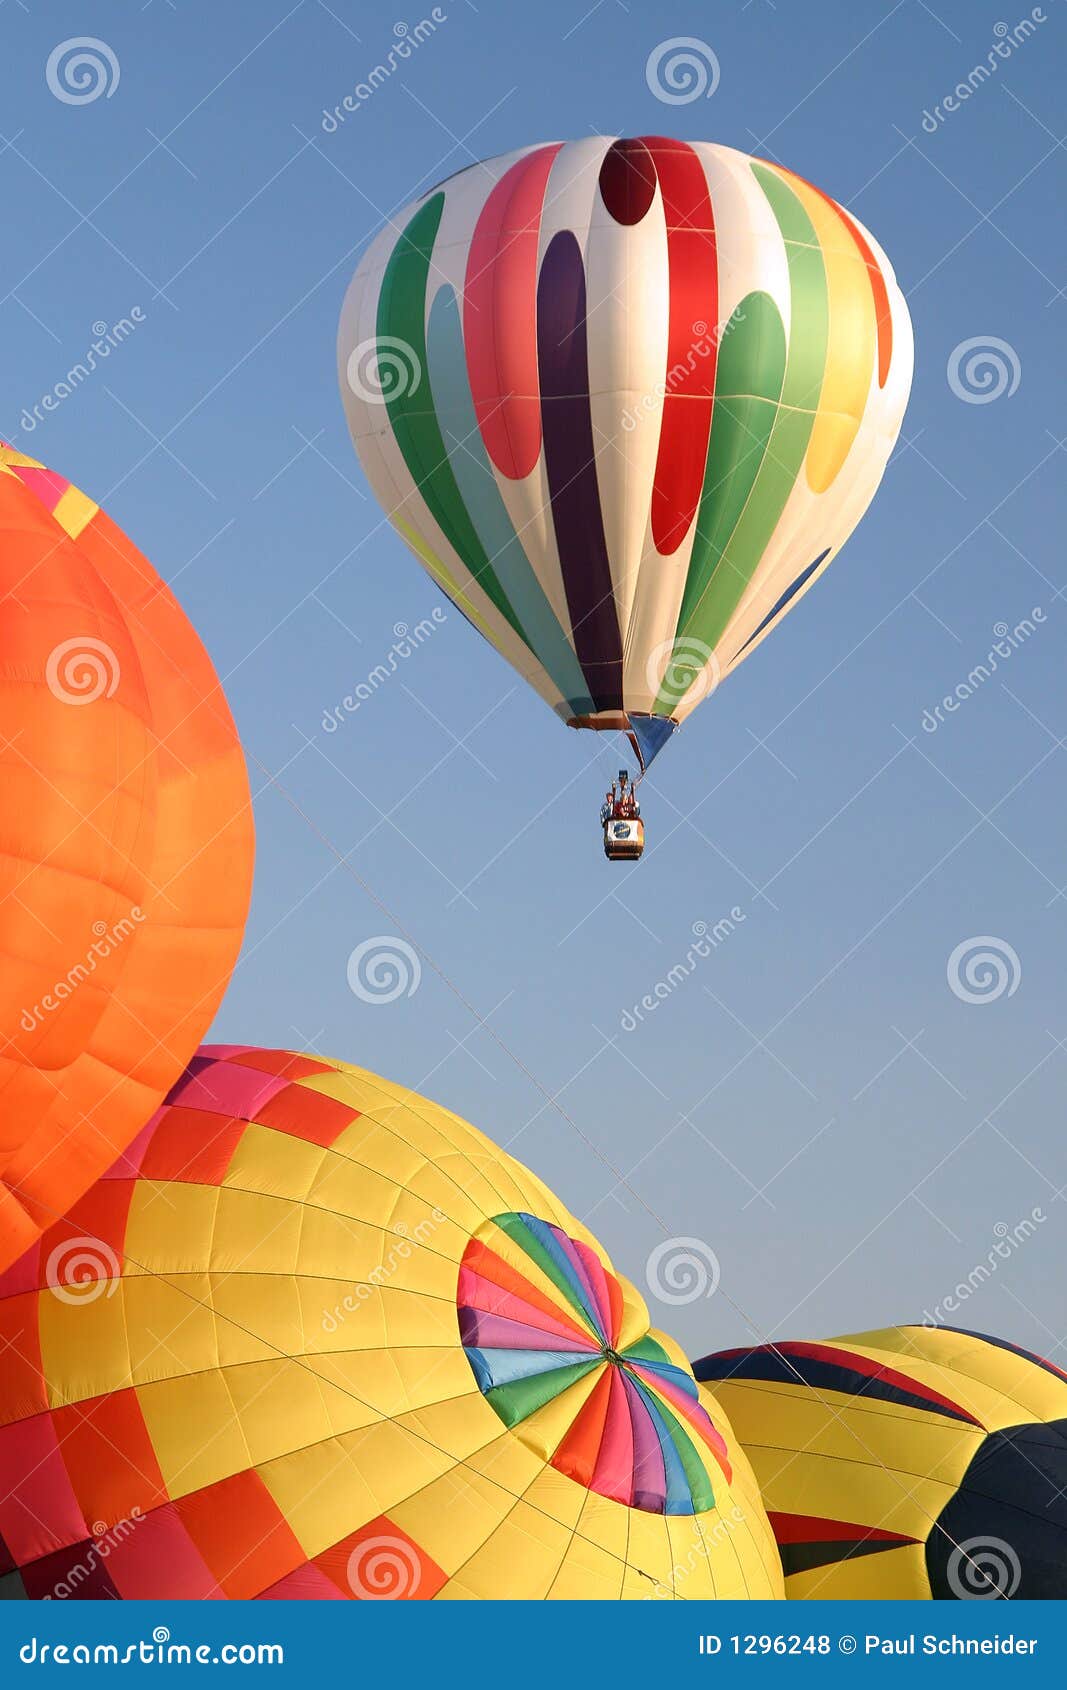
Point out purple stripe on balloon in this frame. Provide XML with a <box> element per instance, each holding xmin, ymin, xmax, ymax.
<box><xmin>629</xmin><ymin>1362</ymin><xmax>719</xmax><ymax>1446</ymax></box>
<box><xmin>550</xmin><ymin>1227</ymin><xmax>609</xmax><ymax>1344</ymax></box>
<box><xmin>592</xmin><ymin>1364</ymin><xmax>636</xmax><ymax>1505</ymax></box>
<box><xmin>164</xmin><ymin>1058</ymin><xmax>289</xmax><ymax>1119</ymax></box>
<box><xmin>458</xmin><ymin>1308</ymin><xmax>598</xmax><ymax>1354</ymax></box>
<box><xmin>537</xmin><ymin>231</ymin><xmax>623</xmax><ymax>711</ymax></box>
<box><xmin>622</xmin><ymin>1370</ymin><xmax>667</xmax><ymax>1512</ymax></box>
<box><xmin>571</xmin><ymin>1239</ymin><xmax>616</xmax><ymax>1344</ymax></box>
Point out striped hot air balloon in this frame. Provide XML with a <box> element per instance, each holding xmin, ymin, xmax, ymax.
<box><xmin>696</xmin><ymin>1325</ymin><xmax>1067</xmax><ymax>1599</ymax></box>
<box><xmin>338</xmin><ymin>137</ymin><xmax>912</xmax><ymax>785</ymax></box>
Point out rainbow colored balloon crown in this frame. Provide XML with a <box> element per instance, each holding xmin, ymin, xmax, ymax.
<box><xmin>459</xmin><ymin>1210</ymin><xmax>730</xmax><ymax>1515</ymax></box>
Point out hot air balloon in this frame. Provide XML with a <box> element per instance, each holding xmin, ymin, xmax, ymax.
<box><xmin>338</xmin><ymin>137</ymin><xmax>913</xmax><ymax>860</ymax></box>
<box><xmin>695</xmin><ymin>1324</ymin><xmax>1067</xmax><ymax>1599</ymax></box>
<box><xmin>0</xmin><ymin>446</ymin><xmax>254</xmax><ymax>1270</ymax></box>
<box><xmin>0</xmin><ymin>1045</ymin><xmax>782</xmax><ymax>1600</ymax></box>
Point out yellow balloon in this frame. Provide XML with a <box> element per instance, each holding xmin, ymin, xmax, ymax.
<box><xmin>1</xmin><ymin>1046</ymin><xmax>782</xmax><ymax>1601</ymax></box>
<box><xmin>696</xmin><ymin>1324</ymin><xmax>1067</xmax><ymax>1599</ymax></box>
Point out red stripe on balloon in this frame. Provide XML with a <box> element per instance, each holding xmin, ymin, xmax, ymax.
<box><xmin>769</xmin><ymin>1511</ymin><xmax>917</xmax><ymax>1547</ymax></box>
<box><xmin>552</xmin><ymin>1365</ymin><xmax>614</xmax><ymax>1489</ymax></box>
<box><xmin>783</xmin><ymin>1341</ymin><xmax>980</xmax><ymax>1423</ymax></box>
<box><xmin>258</xmin><ymin>1563</ymin><xmax>347</xmax><ymax>1599</ymax></box>
<box><xmin>0</xmin><ymin>1414</ymin><xmax>86</xmax><ymax>1561</ymax></box>
<box><xmin>592</xmin><ymin>1366</ymin><xmax>637</xmax><ymax>1505</ymax></box>
<box><xmin>640</xmin><ymin>137</ymin><xmax>718</xmax><ymax>556</ymax></box>
<box><xmin>464</xmin><ymin>144</ymin><xmax>562</xmax><ymax>480</ymax></box>
<box><xmin>715</xmin><ymin>1339</ymin><xmax>981</xmax><ymax>1425</ymax></box>
<box><xmin>459</xmin><ymin>1237</ymin><xmax>595</xmax><ymax>1344</ymax></box>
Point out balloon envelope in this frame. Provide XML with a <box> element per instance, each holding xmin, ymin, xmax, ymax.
<box><xmin>339</xmin><ymin>137</ymin><xmax>912</xmax><ymax>768</ymax></box>
<box><xmin>696</xmin><ymin>1324</ymin><xmax>1067</xmax><ymax>1598</ymax></box>
<box><xmin>0</xmin><ymin>1045</ymin><xmax>781</xmax><ymax>1600</ymax></box>
<box><xmin>0</xmin><ymin>448</ymin><xmax>254</xmax><ymax>1267</ymax></box>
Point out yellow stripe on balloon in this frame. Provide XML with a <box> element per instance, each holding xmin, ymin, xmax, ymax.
<box><xmin>397</xmin><ymin>1433</ymin><xmax>551</xmax><ymax>1576</ymax></box>
<box><xmin>617</xmin><ymin>1277</ymin><xmax>656</xmax><ymax>1352</ymax></box>
<box><xmin>0</xmin><ymin>445</ymin><xmax>42</xmax><ymax>472</ymax></box>
<box><xmin>394</xmin><ymin>514</ymin><xmax>508</xmax><ymax>657</ymax></box>
<box><xmin>787</xmin><ymin>1544</ymin><xmax>925</xmax><ymax>1601</ymax></box>
<box><xmin>828</xmin><ymin>1330</ymin><xmax>1063</xmax><ymax>1430</ymax></box>
<box><xmin>138</xmin><ymin>1367</ymin><xmax>254</xmax><ymax>1497</ymax></box>
<box><xmin>770</xmin><ymin>167</ymin><xmax>877</xmax><ymax>494</ymax></box>
<box><xmin>466</xmin><ymin>1408</ymin><xmax>578</xmax><ymax>1499</ymax></box>
<box><xmin>39</xmin><ymin>1285</ymin><xmax>131</xmax><ymax>1408</ymax></box>
<box><xmin>0</xmin><ymin>447</ymin><xmax>99</xmax><ymax>531</ymax></box>
<box><xmin>518</xmin><ymin>1365</ymin><xmax>604</xmax><ymax>1462</ymax></box>
<box><xmin>52</xmin><ymin>485</ymin><xmax>99</xmax><ymax>539</ymax></box>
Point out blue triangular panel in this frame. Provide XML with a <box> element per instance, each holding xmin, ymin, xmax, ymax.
<box><xmin>733</xmin><ymin>548</ymin><xmax>832</xmax><ymax>660</ymax></box>
<box><xmin>628</xmin><ymin>714</ymin><xmax>677</xmax><ymax>772</ymax></box>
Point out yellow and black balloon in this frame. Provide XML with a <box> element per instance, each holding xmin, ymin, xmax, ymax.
<box><xmin>696</xmin><ymin>1325</ymin><xmax>1067</xmax><ymax>1599</ymax></box>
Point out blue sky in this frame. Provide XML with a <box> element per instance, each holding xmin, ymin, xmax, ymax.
<box><xmin>2</xmin><ymin>0</ymin><xmax>1064</xmax><ymax>1360</ymax></box>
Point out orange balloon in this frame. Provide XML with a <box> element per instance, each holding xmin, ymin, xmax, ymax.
<box><xmin>0</xmin><ymin>446</ymin><xmax>254</xmax><ymax>1266</ymax></box>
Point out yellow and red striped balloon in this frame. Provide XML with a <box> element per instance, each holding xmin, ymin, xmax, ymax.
<box><xmin>0</xmin><ymin>1047</ymin><xmax>782</xmax><ymax>1601</ymax></box>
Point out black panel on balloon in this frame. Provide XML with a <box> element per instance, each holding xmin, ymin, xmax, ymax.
<box><xmin>926</xmin><ymin>1417</ymin><xmax>1067</xmax><ymax>1598</ymax></box>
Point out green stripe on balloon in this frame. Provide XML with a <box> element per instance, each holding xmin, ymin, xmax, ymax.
<box><xmin>377</xmin><ymin>196</ymin><xmax>531</xmax><ymax>647</ymax></box>
<box><xmin>660</xmin><ymin>167</ymin><xmax>829</xmax><ymax>712</ymax></box>
<box><xmin>627</xmin><ymin>1372</ymin><xmax>717</xmax><ymax>1513</ymax></box>
<box><xmin>667</xmin><ymin>290</ymin><xmax>785</xmax><ymax>659</ymax></box>
<box><xmin>758</xmin><ymin>161</ymin><xmax>832</xmax><ymax>408</ymax></box>
<box><xmin>624</xmin><ymin>1334</ymin><xmax>676</xmax><ymax>1369</ymax></box>
<box><xmin>654</xmin><ymin>293</ymin><xmax>784</xmax><ymax>713</ymax></box>
<box><xmin>426</xmin><ymin>287</ymin><xmax>594</xmax><ymax>713</ymax></box>
<box><xmin>493</xmin><ymin>1212</ymin><xmax>602</xmax><ymax>1338</ymax></box>
<box><xmin>485</xmin><ymin>1358</ymin><xmax>601</xmax><ymax>1427</ymax></box>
